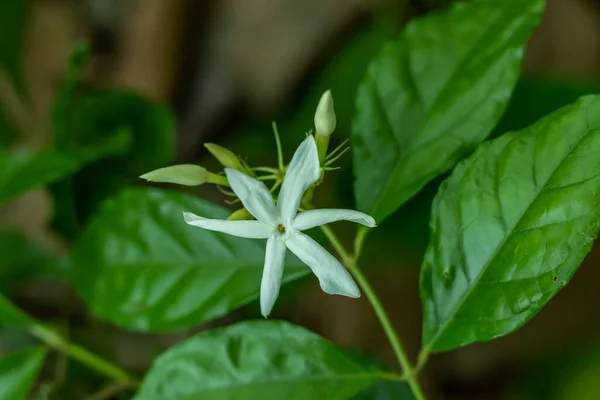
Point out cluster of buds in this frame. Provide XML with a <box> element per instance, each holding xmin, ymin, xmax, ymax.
<box><xmin>140</xmin><ymin>90</ymin><xmax>346</xmax><ymax>219</ymax></box>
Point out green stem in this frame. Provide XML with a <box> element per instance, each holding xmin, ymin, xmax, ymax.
<box><xmin>272</xmin><ymin>122</ymin><xmax>284</xmax><ymax>170</ymax></box>
<box><xmin>315</xmin><ymin>134</ymin><xmax>329</xmax><ymax>164</ymax></box>
<box><xmin>345</xmin><ymin>262</ymin><xmax>426</xmax><ymax>400</ymax></box>
<box><xmin>318</xmin><ymin>225</ymin><xmax>427</xmax><ymax>400</ymax></box>
<box><xmin>29</xmin><ymin>324</ymin><xmax>138</xmax><ymax>385</ymax></box>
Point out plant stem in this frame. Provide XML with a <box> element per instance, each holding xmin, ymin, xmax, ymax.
<box><xmin>318</xmin><ymin>224</ymin><xmax>427</xmax><ymax>400</ymax></box>
<box><xmin>345</xmin><ymin>261</ymin><xmax>427</xmax><ymax>400</ymax></box>
<box><xmin>29</xmin><ymin>323</ymin><xmax>138</xmax><ymax>385</ymax></box>
<box><xmin>272</xmin><ymin>121</ymin><xmax>284</xmax><ymax>170</ymax></box>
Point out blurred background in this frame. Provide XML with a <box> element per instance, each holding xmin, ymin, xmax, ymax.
<box><xmin>2</xmin><ymin>0</ymin><xmax>600</xmax><ymax>399</ymax></box>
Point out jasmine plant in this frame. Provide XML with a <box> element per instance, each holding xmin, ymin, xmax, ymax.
<box><xmin>5</xmin><ymin>0</ymin><xmax>600</xmax><ymax>399</ymax></box>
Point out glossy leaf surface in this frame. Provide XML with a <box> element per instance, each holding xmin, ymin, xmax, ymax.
<box><xmin>70</xmin><ymin>188</ymin><xmax>308</xmax><ymax>332</ymax></box>
<box><xmin>136</xmin><ymin>320</ymin><xmax>385</xmax><ymax>400</ymax></box>
<box><xmin>353</xmin><ymin>0</ymin><xmax>544</xmax><ymax>222</ymax></box>
<box><xmin>421</xmin><ymin>95</ymin><xmax>600</xmax><ymax>352</ymax></box>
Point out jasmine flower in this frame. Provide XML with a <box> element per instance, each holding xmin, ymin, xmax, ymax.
<box><xmin>183</xmin><ymin>136</ymin><xmax>376</xmax><ymax>317</ymax></box>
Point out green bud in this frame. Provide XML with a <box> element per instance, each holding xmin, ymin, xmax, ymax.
<box><xmin>140</xmin><ymin>164</ymin><xmax>208</xmax><ymax>186</ymax></box>
<box><xmin>204</xmin><ymin>143</ymin><xmax>243</xmax><ymax>170</ymax></box>
<box><xmin>227</xmin><ymin>208</ymin><xmax>252</xmax><ymax>220</ymax></box>
<box><xmin>314</xmin><ymin>90</ymin><xmax>336</xmax><ymax>138</ymax></box>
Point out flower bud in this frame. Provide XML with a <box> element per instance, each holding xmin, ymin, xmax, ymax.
<box><xmin>314</xmin><ymin>90</ymin><xmax>336</xmax><ymax>138</ymax></box>
<box><xmin>227</xmin><ymin>208</ymin><xmax>252</xmax><ymax>220</ymax></box>
<box><xmin>204</xmin><ymin>143</ymin><xmax>243</xmax><ymax>170</ymax></box>
<box><xmin>140</xmin><ymin>165</ymin><xmax>208</xmax><ymax>186</ymax></box>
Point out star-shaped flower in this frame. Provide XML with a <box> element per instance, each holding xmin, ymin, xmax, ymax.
<box><xmin>183</xmin><ymin>136</ymin><xmax>376</xmax><ymax>317</ymax></box>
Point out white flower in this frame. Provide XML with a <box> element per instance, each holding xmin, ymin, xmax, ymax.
<box><xmin>183</xmin><ymin>136</ymin><xmax>376</xmax><ymax>317</ymax></box>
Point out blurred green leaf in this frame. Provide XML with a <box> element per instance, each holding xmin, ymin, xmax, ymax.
<box><xmin>421</xmin><ymin>95</ymin><xmax>600</xmax><ymax>353</ymax></box>
<box><xmin>135</xmin><ymin>320</ymin><xmax>386</xmax><ymax>400</ymax></box>
<box><xmin>0</xmin><ymin>347</ymin><xmax>46</xmax><ymax>400</ymax></box>
<box><xmin>51</xmin><ymin>42</ymin><xmax>93</xmax><ymax>148</ymax></box>
<box><xmin>0</xmin><ymin>151</ymin><xmax>79</xmax><ymax>204</ymax></box>
<box><xmin>63</xmin><ymin>89</ymin><xmax>174</xmax><ymax>179</ymax></box>
<box><xmin>0</xmin><ymin>0</ymin><xmax>27</xmax><ymax>94</ymax></box>
<box><xmin>0</xmin><ymin>131</ymin><xmax>129</xmax><ymax>204</ymax></box>
<box><xmin>0</xmin><ymin>230</ymin><xmax>54</xmax><ymax>294</ymax></box>
<box><xmin>70</xmin><ymin>188</ymin><xmax>308</xmax><ymax>332</ymax></box>
<box><xmin>352</xmin><ymin>0</ymin><xmax>544</xmax><ymax>223</ymax></box>
<box><xmin>0</xmin><ymin>295</ymin><xmax>34</xmax><ymax>327</ymax></box>
<box><xmin>51</xmin><ymin>89</ymin><xmax>175</xmax><ymax>237</ymax></box>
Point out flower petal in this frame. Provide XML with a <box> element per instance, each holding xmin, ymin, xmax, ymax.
<box><xmin>293</xmin><ymin>209</ymin><xmax>376</xmax><ymax>231</ymax></box>
<box><xmin>260</xmin><ymin>235</ymin><xmax>286</xmax><ymax>317</ymax></box>
<box><xmin>286</xmin><ymin>233</ymin><xmax>360</xmax><ymax>298</ymax></box>
<box><xmin>225</xmin><ymin>168</ymin><xmax>278</xmax><ymax>225</ymax></box>
<box><xmin>183</xmin><ymin>212</ymin><xmax>272</xmax><ymax>238</ymax></box>
<box><xmin>278</xmin><ymin>136</ymin><xmax>320</xmax><ymax>225</ymax></box>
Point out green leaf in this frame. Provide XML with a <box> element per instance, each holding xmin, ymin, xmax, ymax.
<box><xmin>0</xmin><ymin>132</ymin><xmax>129</xmax><ymax>204</ymax></box>
<box><xmin>421</xmin><ymin>95</ymin><xmax>600</xmax><ymax>353</ymax></box>
<box><xmin>50</xmin><ymin>89</ymin><xmax>175</xmax><ymax>237</ymax></box>
<box><xmin>135</xmin><ymin>320</ymin><xmax>386</xmax><ymax>400</ymax></box>
<box><xmin>51</xmin><ymin>42</ymin><xmax>93</xmax><ymax>147</ymax></box>
<box><xmin>0</xmin><ymin>230</ymin><xmax>54</xmax><ymax>294</ymax></box>
<box><xmin>70</xmin><ymin>188</ymin><xmax>308</xmax><ymax>332</ymax></box>
<box><xmin>0</xmin><ymin>151</ymin><xmax>79</xmax><ymax>204</ymax></box>
<box><xmin>352</xmin><ymin>0</ymin><xmax>545</xmax><ymax>223</ymax></box>
<box><xmin>0</xmin><ymin>0</ymin><xmax>27</xmax><ymax>94</ymax></box>
<box><xmin>0</xmin><ymin>295</ymin><xmax>34</xmax><ymax>327</ymax></box>
<box><xmin>0</xmin><ymin>347</ymin><xmax>46</xmax><ymax>400</ymax></box>
<box><xmin>58</xmin><ymin>88</ymin><xmax>174</xmax><ymax>173</ymax></box>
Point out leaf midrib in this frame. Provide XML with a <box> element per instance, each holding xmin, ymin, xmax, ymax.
<box><xmin>424</xmin><ymin>116</ymin><xmax>594</xmax><ymax>353</ymax></box>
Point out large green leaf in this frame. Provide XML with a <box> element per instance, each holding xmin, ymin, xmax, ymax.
<box><xmin>135</xmin><ymin>320</ymin><xmax>386</xmax><ymax>400</ymax></box>
<box><xmin>421</xmin><ymin>95</ymin><xmax>600</xmax><ymax>353</ymax></box>
<box><xmin>0</xmin><ymin>0</ymin><xmax>27</xmax><ymax>94</ymax></box>
<box><xmin>0</xmin><ymin>347</ymin><xmax>46</xmax><ymax>400</ymax></box>
<box><xmin>0</xmin><ymin>132</ymin><xmax>129</xmax><ymax>204</ymax></box>
<box><xmin>51</xmin><ymin>88</ymin><xmax>175</xmax><ymax>237</ymax></box>
<box><xmin>70</xmin><ymin>188</ymin><xmax>308</xmax><ymax>332</ymax></box>
<box><xmin>352</xmin><ymin>0</ymin><xmax>544</xmax><ymax>223</ymax></box>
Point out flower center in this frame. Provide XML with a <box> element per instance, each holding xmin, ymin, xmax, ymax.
<box><xmin>277</xmin><ymin>224</ymin><xmax>286</xmax><ymax>233</ymax></box>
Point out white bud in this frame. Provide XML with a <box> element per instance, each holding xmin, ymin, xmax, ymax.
<box><xmin>314</xmin><ymin>90</ymin><xmax>336</xmax><ymax>137</ymax></box>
